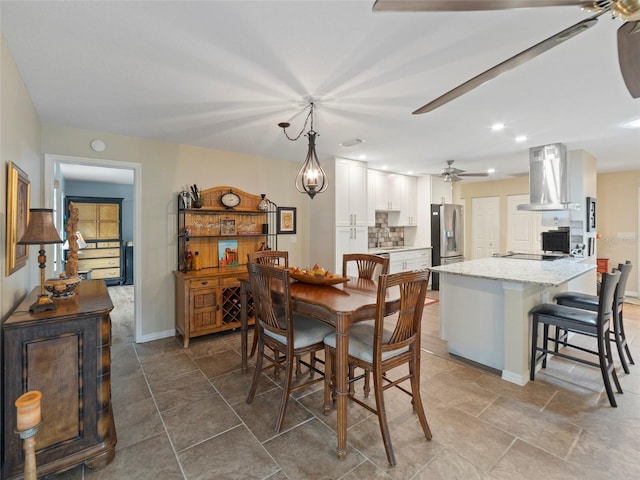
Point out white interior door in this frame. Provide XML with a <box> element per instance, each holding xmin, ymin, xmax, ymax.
<box><xmin>471</xmin><ymin>196</ymin><xmax>500</xmax><ymax>259</ymax></box>
<box><xmin>507</xmin><ymin>194</ymin><xmax>546</xmax><ymax>253</ymax></box>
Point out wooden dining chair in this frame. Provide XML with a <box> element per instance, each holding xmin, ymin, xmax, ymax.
<box><xmin>554</xmin><ymin>261</ymin><xmax>634</xmax><ymax>373</ymax></box>
<box><xmin>342</xmin><ymin>253</ymin><xmax>389</xmax><ymax>280</ymax></box>
<box><xmin>247</xmin><ymin>251</ymin><xmax>289</xmax><ymax>357</ymax></box>
<box><xmin>247</xmin><ymin>250</ymin><xmax>289</xmax><ymax>267</ymax></box>
<box><xmin>323</xmin><ymin>269</ymin><xmax>432</xmax><ymax>466</ymax></box>
<box><xmin>529</xmin><ymin>269</ymin><xmax>622</xmax><ymax>407</ymax></box>
<box><xmin>246</xmin><ymin>263</ymin><xmax>334</xmax><ymax>432</ymax></box>
<box><xmin>342</xmin><ymin>253</ymin><xmax>390</xmax><ymax>397</ymax></box>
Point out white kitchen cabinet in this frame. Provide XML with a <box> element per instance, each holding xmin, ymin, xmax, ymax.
<box><xmin>370</xmin><ymin>170</ymin><xmax>418</xmax><ymax>226</ymax></box>
<box><xmin>367</xmin><ymin>170</ymin><xmax>376</xmax><ymax>226</ymax></box>
<box><xmin>387</xmin><ymin>174</ymin><xmax>403</xmax><ymax>211</ymax></box>
<box><xmin>398</xmin><ymin>175</ymin><xmax>417</xmax><ymax>226</ymax></box>
<box><xmin>336</xmin><ymin>226</ymin><xmax>368</xmax><ymax>275</ymax></box>
<box><xmin>388</xmin><ymin>248</ymin><xmax>431</xmax><ymax>274</ymax></box>
<box><xmin>336</xmin><ymin>158</ymin><xmax>367</xmax><ymax>227</ymax></box>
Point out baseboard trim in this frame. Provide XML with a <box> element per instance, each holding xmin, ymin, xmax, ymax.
<box><xmin>137</xmin><ymin>329</ymin><xmax>176</xmax><ymax>343</ymax></box>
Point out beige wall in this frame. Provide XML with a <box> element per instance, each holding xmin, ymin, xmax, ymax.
<box><xmin>41</xmin><ymin>124</ymin><xmax>312</xmax><ymax>339</ymax></box>
<box><xmin>596</xmin><ymin>169</ymin><xmax>640</xmax><ymax>294</ymax></box>
<box><xmin>1</xmin><ymin>36</ymin><xmax>43</xmax><ymax>319</ymax></box>
<box><xmin>457</xmin><ymin>176</ymin><xmax>530</xmax><ymax>259</ymax></box>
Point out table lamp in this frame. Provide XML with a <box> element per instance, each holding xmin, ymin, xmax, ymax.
<box><xmin>17</xmin><ymin>209</ymin><xmax>63</xmax><ymax>313</ymax></box>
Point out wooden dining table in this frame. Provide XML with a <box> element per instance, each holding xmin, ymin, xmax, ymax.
<box><xmin>239</xmin><ymin>274</ymin><xmax>400</xmax><ymax>460</ymax></box>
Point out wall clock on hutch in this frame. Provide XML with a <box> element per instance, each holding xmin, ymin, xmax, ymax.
<box><xmin>220</xmin><ymin>190</ymin><xmax>241</xmax><ymax>209</ymax></box>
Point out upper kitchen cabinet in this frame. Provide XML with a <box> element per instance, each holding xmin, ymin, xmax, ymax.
<box><xmin>335</xmin><ymin>158</ymin><xmax>367</xmax><ymax>227</ymax></box>
<box><xmin>431</xmin><ymin>175</ymin><xmax>452</xmax><ymax>205</ymax></box>
<box><xmin>367</xmin><ymin>170</ymin><xmax>377</xmax><ymax>226</ymax></box>
<box><xmin>368</xmin><ymin>170</ymin><xmax>417</xmax><ymax>227</ymax></box>
<box><xmin>397</xmin><ymin>175</ymin><xmax>417</xmax><ymax>226</ymax></box>
<box><xmin>370</xmin><ymin>170</ymin><xmax>400</xmax><ymax>211</ymax></box>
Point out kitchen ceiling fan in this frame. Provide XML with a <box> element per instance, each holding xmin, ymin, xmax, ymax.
<box><xmin>372</xmin><ymin>1</ymin><xmax>640</xmax><ymax>114</ymax></box>
<box><xmin>440</xmin><ymin>160</ymin><xmax>489</xmax><ymax>182</ymax></box>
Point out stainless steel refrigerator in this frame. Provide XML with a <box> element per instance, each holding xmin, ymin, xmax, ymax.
<box><xmin>431</xmin><ymin>203</ymin><xmax>464</xmax><ymax>290</ymax></box>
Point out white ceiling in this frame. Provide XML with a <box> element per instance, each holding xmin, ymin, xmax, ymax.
<box><xmin>2</xmin><ymin>1</ymin><xmax>639</xmax><ymax>183</ymax></box>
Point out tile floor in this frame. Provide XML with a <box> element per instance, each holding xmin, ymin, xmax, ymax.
<box><xmin>53</xmin><ymin>287</ymin><xmax>640</xmax><ymax>480</ymax></box>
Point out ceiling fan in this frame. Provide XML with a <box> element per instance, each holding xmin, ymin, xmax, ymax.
<box><xmin>439</xmin><ymin>160</ymin><xmax>489</xmax><ymax>182</ymax></box>
<box><xmin>372</xmin><ymin>1</ymin><xmax>640</xmax><ymax>113</ymax></box>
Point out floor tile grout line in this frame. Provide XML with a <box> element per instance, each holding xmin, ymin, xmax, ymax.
<box><xmin>133</xmin><ymin>342</ymin><xmax>189</xmax><ymax>480</ymax></box>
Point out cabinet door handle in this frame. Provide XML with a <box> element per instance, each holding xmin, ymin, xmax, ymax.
<box><xmin>353</xmin><ymin>214</ymin><xmax>356</xmax><ymax>225</ymax></box>
<box><xmin>200</xmin><ymin>281</ymin><xmax>209</xmax><ymax>285</ymax></box>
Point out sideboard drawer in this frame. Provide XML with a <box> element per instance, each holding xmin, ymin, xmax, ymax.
<box><xmin>90</xmin><ymin>267</ymin><xmax>122</xmax><ymax>280</ymax></box>
<box><xmin>79</xmin><ymin>248</ymin><xmax>120</xmax><ymax>259</ymax></box>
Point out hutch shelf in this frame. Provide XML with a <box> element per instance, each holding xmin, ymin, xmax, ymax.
<box><xmin>174</xmin><ymin>186</ymin><xmax>277</xmax><ymax>347</ymax></box>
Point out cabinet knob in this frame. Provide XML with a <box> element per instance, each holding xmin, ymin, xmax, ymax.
<box><xmin>200</xmin><ymin>281</ymin><xmax>209</xmax><ymax>286</ymax></box>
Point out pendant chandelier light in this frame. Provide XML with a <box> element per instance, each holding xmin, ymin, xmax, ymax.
<box><xmin>278</xmin><ymin>102</ymin><xmax>328</xmax><ymax>199</ymax></box>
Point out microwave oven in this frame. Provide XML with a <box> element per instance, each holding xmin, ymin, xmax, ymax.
<box><xmin>541</xmin><ymin>230</ymin><xmax>570</xmax><ymax>254</ymax></box>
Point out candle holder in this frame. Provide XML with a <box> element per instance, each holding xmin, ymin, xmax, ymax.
<box><xmin>15</xmin><ymin>390</ymin><xmax>42</xmax><ymax>480</ymax></box>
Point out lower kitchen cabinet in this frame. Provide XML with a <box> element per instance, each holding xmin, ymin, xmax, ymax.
<box><xmin>174</xmin><ymin>267</ymin><xmax>254</xmax><ymax>348</ymax></box>
<box><xmin>389</xmin><ymin>248</ymin><xmax>432</xmax><ymax>274</ymax></box>
<box><xmin>336</xmin><ymin>226</ymin><xmax>368</xmax><ymax>275</ymax></box>
<box><xmin>2</xmin><ymin>281</ymin><xmax>116</xmax><ymax>479</ymax></box>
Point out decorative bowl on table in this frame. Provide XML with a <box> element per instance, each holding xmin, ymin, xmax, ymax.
<box><xmin>288</xmin><ymin>267</ymin><xmax>349</xmax><ymax>286</ymax></box>
<box><xmin>44</xmin><ymin>275</ymin><xmax>81</xmax><ymax>299</ymax></box>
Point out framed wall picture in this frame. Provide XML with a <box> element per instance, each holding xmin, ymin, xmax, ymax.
<box><xmin>586</xmin><ymin>196</ymin><xmax>596</xmax><ymax>232</ymax></box>
<box><xmin>218</xmin><ymin>239</ymin><xmax>238</xmax><ymax>266</ymax></box>
<box><xmin>5</xmin><ymin>161</ymin><xmax>31</xmax><ymax>276</ymax></box>
<box><xmin>220</xmin><ymin>218</ymin><xmax>236</xmax><ymax>236</ymax></box>
<box><xmin>277</xmin><ymin>207</ymin><xmax>296</xmax><ymax>234</ymax></box>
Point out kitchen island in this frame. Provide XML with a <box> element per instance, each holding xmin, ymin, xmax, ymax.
<box><xmin>430</xmin><ymin>256</ymin><xmax>596</xmax><ymax>385</ymax></box>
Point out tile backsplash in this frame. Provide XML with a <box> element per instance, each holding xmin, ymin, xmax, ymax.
<box><xmin>368</xmin><ymin>211</ymin><xmax>404</xmax><ymax>248</ymax></box>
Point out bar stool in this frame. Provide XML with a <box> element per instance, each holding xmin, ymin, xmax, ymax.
<box><xmin>529</xmin><ymin>270</ymin><xmax>622</xmax><ymax>407</ymax></box>
<box><xmin>555</xmin><ymin>261</ymin><xmax>634</xmax><ymax>373</ymax></box>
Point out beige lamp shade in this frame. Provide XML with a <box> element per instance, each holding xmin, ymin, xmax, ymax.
<box><xmin>62</xmin><ymin>231</ymin><xmax>88</xmax><ymax>250</ymax></box>
<box><xmin>17</xmin><ymin>209</ymin><xmax>62</xmax><ymax>245</ymax></box>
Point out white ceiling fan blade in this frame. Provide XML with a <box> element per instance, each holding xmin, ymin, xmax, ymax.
<box><xmin>412</xmin><ymin>13</ymin><xmax>601</xmax><ymax>114</ymax></box>
<box><xmin>372</xmin><ymin>1</ymin><xmax>590</xmax><ymax>12</ymax></box>
<box><xmin>458</xmin><ymin>172</ymin><xmax>489</xmax><ymax>177</ymax></box>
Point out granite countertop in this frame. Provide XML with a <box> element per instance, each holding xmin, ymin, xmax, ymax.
<box><xmin>430</xmin><ymin>256</ymin><xmax>596</xmax><ymax>287</ymax></box>
<box><xmin>368</xmin><ymin>246</ymin><xmax>433</xmax><ymax>255</ymax></box>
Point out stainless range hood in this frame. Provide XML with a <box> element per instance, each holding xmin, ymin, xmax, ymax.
<box><xmin>517</xmin><ymin>143</ymin><xmax>580</xmax><ymax>211</ymax></box>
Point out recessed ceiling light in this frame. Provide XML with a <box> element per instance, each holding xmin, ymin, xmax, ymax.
<box><xmin>407</xmin><ymin>170</ymin><xmax>414</xmax><ymax>175</ymax></box>
<box><xmin>491</xmin><ymin>123</ymin><xmax>505</xmax><ymax>131</ymax></box>
<box><xmin>515</xmin><ymin>135</ymin><xmax>527</xmax><ymax>143</ymax></box>
<box><xmin>340</xmin><ymin>138</ymin><xmax>365</xmax><ymax>147</ymax></box>
<box><xmin>623</xmin><ymin>118</ymin><xmax>640</xmax><ymax>128</ymax></box>
<box><xmin>487</xmin><ymin>168</ymin><xmax>495</xmax><ymax>174</ymax></box>
<box><xmin>359</xmin><ymin>154</ymin><xmax>367</xmax><ymax>160</ymax></box>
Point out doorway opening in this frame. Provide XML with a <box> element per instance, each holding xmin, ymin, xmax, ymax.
<box><xmin>44</xmin><ymin>154</ymin><xmax>142</xmax><ymax>343</ymax></box>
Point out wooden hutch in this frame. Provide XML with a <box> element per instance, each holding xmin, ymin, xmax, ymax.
<box><xmin>174</xmin><ymin>186</ymin><xmax>276</xmax><ymax>347</ymax></box>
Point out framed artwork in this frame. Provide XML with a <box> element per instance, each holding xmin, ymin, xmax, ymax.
<box><xmin>5</xmin><ymin>161</ymin><xmax>31</xmax><ymax>276</ymax></box>
<box><xmin>218</xmin><ymin>239</ymin><xmax>238</xmax><ymax>266</ymax></box>
<box><xmin>277</xmin><ymin>207</ymin><xmax>296</xmax><ymax>234</ymax></box>
<box><xmin>586</xmin><ymin>196</ymin><xmax>596</xmax><ymax>232</ymax></box>
<box><xmin>220</xmin><ymin>218</ymin><xmax>236</xmax><ymax>236</ymax></box>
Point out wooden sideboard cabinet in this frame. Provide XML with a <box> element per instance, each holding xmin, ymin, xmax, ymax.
<box><xmin>1</xmin><ymin>280</ymin><xmax>116</xmax><ymax>479</ymax></box>
<box><xmin>174</xmin><ymin>267</ymin><xmax>254</xmax><ymax>348</ymax></box>
<box><xmin>174</xmin><ymin>187</ymin><xmax>274</xmax><ymax>347</ymax></box>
